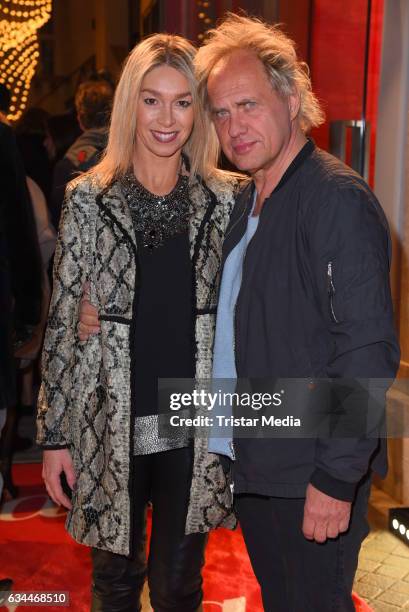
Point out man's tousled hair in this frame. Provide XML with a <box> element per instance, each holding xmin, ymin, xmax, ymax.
<box><xmin>195</xmin><ymin>12</ymin><xmax>325</xmax><ymax>132</ymax></box>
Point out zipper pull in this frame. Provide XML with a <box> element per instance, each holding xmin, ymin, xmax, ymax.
<box><xmin>327</xmin><ymin>261</ymin><xmax>335</xmax><ymax>294</ymax></box>
<box><xmin>327</xmin><ymin>261</ymin><xmax>339</xmax><ymax>324</ymax></box>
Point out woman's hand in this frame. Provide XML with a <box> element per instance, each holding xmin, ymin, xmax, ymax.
<box><xmin>78</xmin><ymin>282</ymin><xmax>100</xmax><ymax>341</ymax></box>
<box><xmin>42</xmin><ymin>448</ymin><xmax>76</xmax><ymax>510</ymax></box>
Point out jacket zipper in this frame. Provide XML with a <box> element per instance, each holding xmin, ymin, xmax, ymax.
<box><xmin>224</xmin><ymin>199</ymin><xmax>248</xmax><ymax>240</ymax></box>
<box><xmin>231</xmin><ymin>192</ymin><xmax>260</xmax><ymax>465</ymax></box>
<box><xmin>327</xmin><ymin>261</ymin><xmax>339</xmax><ymax>324</ymax></box>
<box><xmin>225</xmin><ymin>184</ymin><xmax>256</xmax><ymax>241</ymax></box>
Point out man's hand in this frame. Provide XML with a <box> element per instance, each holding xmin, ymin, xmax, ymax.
<box><xmin>302</xmin><ymin>483</ymin><xmax>351</xmax><ymax>543</ymax></box>
<box><xmin>42</xmin><ymin>449</ymin><xmax>76</xmax><ymax>510</ymax></box>
<box><xmin>78</xmin><ymin>282</ymin><xmax>100</xmax><ymax>341</ymax></box>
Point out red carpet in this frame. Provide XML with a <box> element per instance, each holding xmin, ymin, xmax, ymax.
<box><xmin>0</xmin><ymin>465</ymin><xmax>372</xmax><ymax>611</ymax></box>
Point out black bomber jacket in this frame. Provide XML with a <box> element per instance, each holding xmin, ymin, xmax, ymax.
<box><xmin>223</xmin><ymin>139</ymin><xmax>400</xmax><ymax>501</ymax></box>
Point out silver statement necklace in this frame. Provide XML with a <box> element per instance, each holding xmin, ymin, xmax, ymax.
<box><xmin>121</xmin><ymin>172</ymin><xmax>190</xmax><ymax>251</ymax></box>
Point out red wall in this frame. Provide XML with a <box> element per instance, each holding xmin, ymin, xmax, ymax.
<box><xmin>309</xmin><ymin>0</ymin><xmax>384</xmax><ymax>187</ymax></box>
<box><xmin>366</xmin><ymin>0</ymin><xmax>384</xmax><ymax>186</ymax></box>
<box><xmin>278</xmin><ymin>0</ymin><xmax>311</xmax><ymax>62</ymax></box>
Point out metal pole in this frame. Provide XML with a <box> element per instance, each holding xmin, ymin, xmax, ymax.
<box><xmin>360</xmin><ymin>0</ymin><xmax>372</xmax><ymax>177</ymax></box>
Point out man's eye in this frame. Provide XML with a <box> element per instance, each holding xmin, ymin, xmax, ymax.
<box><xmin>177</xmin><ymin>100</ymin><xmax>192</xmax><ymax>108</ymax></box>
<box><xmin>214</xmin><ymin>110</ymin><xmax>228</xmax><ymax>119</ymax></box>
<box><xmin>244</xmin><ymin>101</ymin><xmax>256</xmax><ymax>109</ymax></box>
<box><xmin>144</xmin><ymin>98</ymin><xmax>157</xmax><ymax>105</ymax></box>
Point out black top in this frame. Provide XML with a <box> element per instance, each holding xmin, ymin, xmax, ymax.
<box><xmin>132</xmin><ymin>230</ymin><xmax>195</xmax><ymax>417</ymax></box>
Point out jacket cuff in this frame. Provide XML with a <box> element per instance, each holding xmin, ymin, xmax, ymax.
<box><xmin>309</xmin><ymin>468</ymin><xmax>357</xmax><ymax>502</ymax></box>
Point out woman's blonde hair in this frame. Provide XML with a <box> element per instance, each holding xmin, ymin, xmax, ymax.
<box><xmin>92</xmin><ymin>33</ymin><xmax>220</xmax><ymax>186</ymax></box>
<box><xmin>195</xmin><ymin>13</ymin><xmax>325</xmax><ymax>132</ymax></box>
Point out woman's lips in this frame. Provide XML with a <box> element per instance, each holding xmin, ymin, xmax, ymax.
<box><xmin>151</xmin><ymin>130</ymin><xmax>178</xmax><ymax>143</ymax></box>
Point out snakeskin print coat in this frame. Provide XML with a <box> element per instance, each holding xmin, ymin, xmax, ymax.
<box><xmin>37</xmin><ymin>171</ymin><xmax>239</xmax><ymax>555</ymax></box>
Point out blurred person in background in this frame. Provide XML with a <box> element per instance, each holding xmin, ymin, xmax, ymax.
<box><xmin>0</xmin><ymin>104</ymin><xmax>42</xmax><ymax>497</ymax></box>
<box><xmin>44</xmin><ymin>111</ymin><xmax>81</xmax><ymax>164</ymax></box>
<box><xmin>50</xmin><ymin>80</ymin><xmax>114</xmax><ymax>229</ymax></box>
<box><xmin>14</xmin><ymin>177</ymin><xmax>56</xmax><ymax>423</ymax></box>
<box><xmin>0</xmin><ymin>87</ymin><xmax>14</xmax><ymax>596</ymax></box>
<box><xmin>89</xmin><ymin>68</ymin><xmax>116</xmax><ymax>91</ymax></box>
<box><xmin>16</xmin><ymin>108</ymin><xmax>53</xmax><ymax>202</ymax></box>
<box><xmin>0</xmin><ymin>166</ymin><xmax>14</xmax><ymax>597</ymax></box>
<box><xmin>0</xmin><ymin>90</ymin><xmax>56</xmax><ymax>457</ymax></box>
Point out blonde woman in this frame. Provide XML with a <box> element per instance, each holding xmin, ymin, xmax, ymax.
<box><xmin>37</xmin><ymin>34</ymin><xmax>238</xmax><ymax>612</ymax></box>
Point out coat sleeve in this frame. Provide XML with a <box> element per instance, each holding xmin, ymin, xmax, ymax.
<box><xmin>36</xmin><ymin>181</ymin><xmax>89</xmax><ymax>448</ymax></box>
<box><xmin>307</xmin><ymin>182</ymin><xmax>400</xmax><ymax>501</ymax></box>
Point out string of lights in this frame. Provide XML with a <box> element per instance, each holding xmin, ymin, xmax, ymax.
<box><xmin>0</xmin><ymin>0</ymin><xmax>52</xmax><ymax>121</ymax></box>
<box><xmin>196</xmin><ymin>0</ymin><xmax>215</xmax><ymax>43</ymax></box>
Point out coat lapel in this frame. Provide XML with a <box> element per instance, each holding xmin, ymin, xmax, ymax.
<box><xmin>96</xmin><ymin>180</ymin><xmax>138</xmax><ymax>256</ymax></box>
<box><xmin>188</xmin><ymin>175</ymin><xmax>209</xmax><ymax>258</ymax></box>
<box><xmin>91</xmin><ymin>180</ymin><xmax>138</xmax><ymax>320</ymax></box>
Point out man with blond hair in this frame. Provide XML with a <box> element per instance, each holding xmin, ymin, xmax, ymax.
<box><xmin>196</xmin><ymin>13</ymin><xmax>399</xmax><ymax>611</ymax></box>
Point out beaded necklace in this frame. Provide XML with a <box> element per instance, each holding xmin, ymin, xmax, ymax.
<box><xmin>121</xmin><ymin>171</ymin><xmax>190</xmax><ymax>250</ymax></box>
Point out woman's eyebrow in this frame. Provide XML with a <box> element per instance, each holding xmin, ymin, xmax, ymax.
<box><xmin>141</xmin><ymin>88</ymin><xmax>192</xmax><ymax>98</ymax></box>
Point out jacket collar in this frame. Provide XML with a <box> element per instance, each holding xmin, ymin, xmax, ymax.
<box><xmin>221</xmin><ymin>139</ymin><xmax>315</xmax><ymax>268</ymax></box>
<box><xmin>96</xmin><ymin>180</ymin><xmax>137</xmax><ymax>256</ymax></box>
<box><xmin>268</xmin><ymin>137</ymin><xmax>315</xmax><ymax>196</ymax></box>
<box><xmin>221</xmin><ymin>181</ymin><xmax>253</xmax><ymax>268</ymax></box>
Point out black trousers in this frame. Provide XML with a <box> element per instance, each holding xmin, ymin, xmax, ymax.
<box><xmin>235</xmin><ymin>477</ymin><xmax>371</xmax><ymax>612</ymax></box>
<box><xmin>91</xmin><ymin>447</ymin><xmax>207</xmax><ymax>612</ymax></box>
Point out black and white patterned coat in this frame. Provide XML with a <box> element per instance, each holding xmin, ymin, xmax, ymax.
<box><xmin>37</xmin><ymin>171</ymin><xmax>239</xmax><ymax>555</ymax></box>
